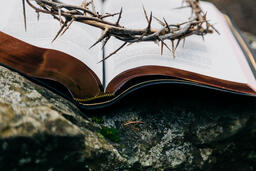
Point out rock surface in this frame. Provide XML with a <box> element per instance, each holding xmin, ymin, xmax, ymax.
<box><xmin>0</xmin><ymin>36</ymin><xmax>256</xmax><ymax>170</ymax></box>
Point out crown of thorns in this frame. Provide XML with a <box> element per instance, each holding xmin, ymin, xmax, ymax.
<box><xmin>23</xmin><ymin>0</ymin><xmax>219</xmax><ymax>61</ymax></box>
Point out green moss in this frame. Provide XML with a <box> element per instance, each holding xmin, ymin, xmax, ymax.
<box><xmin>91</xmin><ymin>117</ymin><xmax>104</xmax><ymax>124</ymax></box>
<box><xmin>97</xmin><ymin>132</ymin><xmax>104</xmax><ymax>139</ymax></box>
<box><xmin>248</xmin><ymin>151</ymin><xmax>256</xmax><ymax>161</ymax></box>
<box><xmin>121</xmin><ymin>144</ymin><xmax>125</xmax><ymax>149</ymax></box>
<box><xmin>100</xmin><ymin>127</ymin><xmax>120</xmax><ymax>143</ymax></box>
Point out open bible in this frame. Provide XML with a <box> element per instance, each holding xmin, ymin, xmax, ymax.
<box><xmin>0</xmin><ymin>0</ymin><xmax>255</xmax><ymax>109</ymax></box>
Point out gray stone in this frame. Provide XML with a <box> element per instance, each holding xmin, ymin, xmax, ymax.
<box><xmin>0</xmin><ymin>66</ymin><xmax>126</xmax><ymax>170</ymax></box>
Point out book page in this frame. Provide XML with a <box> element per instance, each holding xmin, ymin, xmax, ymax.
<box><xmin>0</xmin><ymin>0</ymin><xmax>103</xmax><ymax>83</ymax></box>
<box><xmin>104</xmin><ymin>0</ymin><xmax>251</xmax><ymax>87</ymax></box>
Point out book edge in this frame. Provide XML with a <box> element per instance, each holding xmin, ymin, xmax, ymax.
<box><xmin>0</xmin><ymin>31</ymin><xmax>103</xmax><ymax>99</ymax></box>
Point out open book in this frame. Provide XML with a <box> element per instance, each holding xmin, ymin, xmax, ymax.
<box><xmin>0</xmin><ymin>0</ymin><xmax>255</xmax><ymax>109</ymax></box>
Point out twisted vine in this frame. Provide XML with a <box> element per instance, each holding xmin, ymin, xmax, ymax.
<box><xmin>23</xmin><ymin>0</ymin><xmax>218</xmax><ymax>61</ymax></box>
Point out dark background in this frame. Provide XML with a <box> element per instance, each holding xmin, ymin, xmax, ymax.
<box><xmin>207</xmin><ymin>0</ymin><xmax>256</xmax><ymax>34</ymax></box>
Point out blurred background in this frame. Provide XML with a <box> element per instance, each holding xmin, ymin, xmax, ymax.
<box><xmin>207</xmin><ymin>0</ymin><xmax>256</xmax><ymax>35</ymax></box>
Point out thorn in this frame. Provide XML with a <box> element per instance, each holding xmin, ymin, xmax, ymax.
<box><xmin>102</xmin><ymin>36</ymin><xmax>111</xmax><ymax>49</ymax></box>
<box><xmin>163</xmin><ymin>18</ymin><xmax>171</xmax><ymax>32</ymax></box>
<box><xmin>58</xmin><ymin>7</ymin><xmax>62</xmax><ymax>26</ymax></box>
<box><xmin>51</xmin><ymin>20</ymin><xmax>67</xmax><ymax>43</ymax></box>
<box><xmin>147</xmin><ymin>12</ymin><xmax>152</xmax><ymax>32</ymax></box>
<box><xmin>90</xmin><ymin>28</ymin><xmax>109</xmax><ymax>49</ymax></box>
<box><xmin>182</xmin><ymin>38</ymin><xmax>186</xmax><ymax>48</ymax></box>
<box><xmin>175</xmin><ymin>39</ymin><xmax>181</xmax><ymax>50</ymax></box>
<box><xmin>162</xmin><ymin>40</ymin><xmax>171</xmax><ymax>52</ymax></box>
<box><xmin>203</xmin><ymin>12</ymin><xmax>207</xmax><ymax>20</ymax></box>
<box><xmin>100</xmin><ymin>12</ymin><xmax>120</xmax><ymax>19</ymax></box>
<box><xmin>98</xmin><ymin>42</ymin><xmax>127</xmax><ymax>63</ymax></box>
<box><xmin>142</xmin><ymin>5</ymin><xmax>149</xmax><ymax>23</ymax></box>
<box><xmin>201</xmin><ymin>34</ymin><xmax>205</xmax><ymax>41</ymax></box>
<box><xmin>22</xmin><ymin>0</ymin><xmax>27</xmax><ymax>31</ymax></box>
<box><xmin>158</xmin><ymin>37</ymin><xmax>171</xmax><ymax>54</ymax></box>
<box><xmin>153</xmin><ymin>16</ymin><xmax>165</xmax><ymax>26</ymax></box>
<box><xmin>171</xmin><ymin>40</ymin><xmax>176</xmax><ymax>58</ymax></box>
<box><xmin>210</xmin><ymin>24</ymin><xmax>220</xmax><ymax>35</ymax></box>
<box><xmin>116</xmin><ymin>7</ymin><xmax>123</xmax><ymax>26</ymax></box>
<box><xmin>173</xmin><ymin>5</ymin><xmax>190</xmax><ymax>10</ymax></box>
<box><xmin>60</xmin><ymin>18</ymin><xmax>75</xmax><ymax>36</ymax></box>
<box><xmin>161</xmin><ymin>41</ymin><xmax>164</xmax><ymax>55</ymax></box>
<box><xmin>37</xmin><ymin>11</ymin><xmax>40</xmax><ymax>21</ymax></box>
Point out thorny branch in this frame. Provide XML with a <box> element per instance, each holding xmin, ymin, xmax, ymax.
<box><xmin>23</xmin><ymin>0</ymin><xmax>219</xmax><ymax>61</ymax></box>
